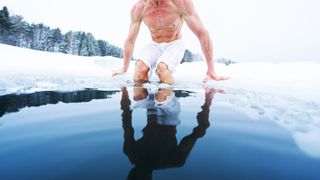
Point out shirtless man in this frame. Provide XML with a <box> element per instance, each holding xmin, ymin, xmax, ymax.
<box><xmin>112</xmin><ymin>0</ymin><xmax>230</xmax><ymax>84</ymax></box>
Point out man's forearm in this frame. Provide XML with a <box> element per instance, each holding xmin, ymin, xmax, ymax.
<box><xmin>199</xmin><ymin>29</ymin><xmax>215</xmax><ymax>73</ymax></box>
<box><xmin>122</xmin><ymin>39</ymin><xmax>135</xmax><ymax>71</ymax></box>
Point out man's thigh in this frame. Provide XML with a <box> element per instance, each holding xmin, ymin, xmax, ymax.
<box><xmin>156</xmin><ymin>40</ymin><xmax>186</xmax><ymax>72</ymax></box>
<box><xmin>136</xmin><ymin>42</ymin><xmax>162</xmax><ymax>70</ymax></box>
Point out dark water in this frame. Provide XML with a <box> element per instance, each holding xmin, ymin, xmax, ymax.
<box><xmin>0</xmin><ymin>88</ymin><xmax>319</xmax><ymax>180</ymax></box>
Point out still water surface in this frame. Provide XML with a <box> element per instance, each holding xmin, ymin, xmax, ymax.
<box><xmin>0</xmin><ymin>88</ymin><xmax>319</xmax><ymax>180</ymax></box>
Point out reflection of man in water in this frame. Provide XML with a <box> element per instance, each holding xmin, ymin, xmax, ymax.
<box><xmin>120</xmin><ymin>87</ymin><xmax>217</xmax><ymax>180</ymax></box>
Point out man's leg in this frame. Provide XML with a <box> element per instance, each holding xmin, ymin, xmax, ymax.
<box><xmin>155</xmin><ymin>40</ymin><xmax>185</xmax><ymax>85</ymax></box>
<box><xmin>156</xmin><ymin>62</ymin><xmax>174</xmax><ymax>84</ymax></box>
<box><xmin>134</xmin><ymin>60</ymin><xmax>150</xmax><ymax>84</ymax></box>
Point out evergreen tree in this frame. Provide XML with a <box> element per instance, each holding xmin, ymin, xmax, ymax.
<box><xmin>0</xmin><ymin>6</ymin><xmax>10</xmax><ymax>29</ymax></box>
<box><xmin>78</xmin><ymin>32</ymin><xmax>87</xmax><ymax>56</ymax></box>
<box><xmin>23</xmin><ymin>23</ymin><xmax>33</xmax><ymax>48</ymax></box>
<box><xmin>9</xmin><ymin>15</ymin><xmax>30</xmax><ymax>47</ymax></box>
<box><xmin>86</xmin><ymin>33</ymin><xmax>98</xmax><ymax>56</ymax></box>
<box><xmin>0</xmin><ymin>6</ymin><xmax>12</xmax><ymax>43</ymax></box>
<box><xmin>51</xmin><ymin>28</ymin><xmax>63</xmax><ymax>51</ymax></box>
<box><xmin>60</xmin><ymin>31</ymin><xmax>73</xmax><ymax>54</ymax></box>
<box><xmin>46</xmin><ymin>28</ymin><xmax>62</xmax><ymax>52</ymax></box>
<box><xmin>97</xmin><ymin>40</ymin><xmax>107</xmax><ymax>56</ymax></box>
<box><xmin>181</xmin><ymin>49</ymin><xmax>203</xmax><ymax>63</ymax></box>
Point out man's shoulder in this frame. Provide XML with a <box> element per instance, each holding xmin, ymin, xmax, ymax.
<box><xmin>172</xmin><ymin>0</ymin><xmax>192</xmax><ymax>7</ymax></box>
<box><xmin>171</xmin><ymin>0</ymin><xmax>194</xmax><ymax>14</ymax></box>
<box><xmin>133</xmin><ymin>0</ymin><xmax>146</xmax><ymax>11</ymax></box>
<box><xmin>131</xmin><ymin>1</ymin><xmax>146</xmax><ymax>20</ymax></box>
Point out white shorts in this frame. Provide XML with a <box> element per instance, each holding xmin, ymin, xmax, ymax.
<box><xmin>136</xmin><ymin>39</ymin><xmax>186</xmax><ymax>75</ymax></box>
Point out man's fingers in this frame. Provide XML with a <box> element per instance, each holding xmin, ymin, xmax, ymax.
<box><xmin>112</xmin><ymin>72</ymin><xmax>124</xmax><ymax>76</ymax></box>
<box><xmin>215</xmin><ymin>76</ymin><xmax>230</xmax><ymax>81</ymax></box>
<box><xmin>111</xmin><ymin>69</ymin><xmax>125</xmax><ymax>76</ymax></box>
<box><xmin>111</xmin><ymin>70</ymin><xmax>117</xmax><ymax>76</ymax></box>
<box><xmin>220</xmin><ymin>76</ymin><xmax>231</xmax><ymax>80</ymax></box>
<box><xmin>111</xmin><ymin>71</ymin><xmax>118</xmax><ymax>76</ymax></box>
<box><xmin>203</xmin><ymin>75</ymin><xmax>231</xmax><ymax>83</ymax></box>
<box><xmin>202</xmin><ymin>76</ymin><xmax>210</xmax><ymax>83</ymax></box>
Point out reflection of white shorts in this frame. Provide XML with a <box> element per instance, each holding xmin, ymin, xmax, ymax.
<box><xmin>133</xmin><ymin>92</ymin><xmax>181</xmax><ymax>126</ymax></box>
<box><xmin>136</xmin><ymin>39</ymin><xmax>186</xmax><ymax>74</ymax></box>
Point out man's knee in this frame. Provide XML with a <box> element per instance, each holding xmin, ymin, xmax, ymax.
<box><xmin>156</xmin><ymin>62</ymin><xmax>174</xmax><ymax>84</ymax></box>
<box><xmin>135</xmin><ymin>60</ymin><xmax>149</xmax><ymax>73</ymax></box>
<box><xmin>134</xmin><ymin>60</ymin><xmax>149</xmax><ymax>84</ymax></box>
<box><xmin>156</xmin><ymin>62</ymin><xmax>170</xmax><ymax>75</ymax></box>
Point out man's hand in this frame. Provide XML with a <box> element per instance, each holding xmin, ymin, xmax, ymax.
<box><xmin>112</xmin><ymin>68</ymin><xmax>127</xmax><ymax>76</ymax></box>
<box><xmin>203</xmin><ymin>71</ymin><xmax>230</xmax><ymax>83</ymax></box>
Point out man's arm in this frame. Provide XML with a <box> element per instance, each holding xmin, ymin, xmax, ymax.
<box><xmin>178</xmin><ymin>0</ymin><xmax>230</xmax><ymax>82</ymax></box>
<box><xmin>112</xmin><ymin>4</ymin><xmax>143</xmax><ymax>76</ymax></box>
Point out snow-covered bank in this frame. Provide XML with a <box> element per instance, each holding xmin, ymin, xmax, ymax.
<box><xmin>174</xmin><ymin>61</ymin><xmax>320</xmax><ymax>103</ymax></box>
<box><xmin>1</xmin><ymin>44</ymin><xmax>320</xmax><ymax>102</ymax></box>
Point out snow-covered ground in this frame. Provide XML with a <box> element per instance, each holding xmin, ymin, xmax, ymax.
<box><xmin>1</xmin><ymin>44</ymin><xmax>320</xmax><ymax>158</ymax></box>
<box><xmin>1</xmin><ymin>44</ymin><xmax>319</xmax><ymax>101</ymax></box>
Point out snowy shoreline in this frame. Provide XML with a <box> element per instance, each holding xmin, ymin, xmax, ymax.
<box><xmin>1</xmin><ymin>44</ymin><xmax>320</xmax><ymax>102</ymax></box>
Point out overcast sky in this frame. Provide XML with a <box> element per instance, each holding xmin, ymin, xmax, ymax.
<box><xmin>1</xmin><ymin>0</ymin><xmax>319</xmax><ymax>62</ymax></box>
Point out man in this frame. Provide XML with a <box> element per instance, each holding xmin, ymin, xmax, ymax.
<box><xmin>112</xmin><ymin>0</ymin><xmax>230</xmax><ymax>84</ymax></box>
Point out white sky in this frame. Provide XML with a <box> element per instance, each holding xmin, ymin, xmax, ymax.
<box><xmin>1</xmin><ymin>0</ymin><xmax>319</xmax><ymax>62</ymax></box>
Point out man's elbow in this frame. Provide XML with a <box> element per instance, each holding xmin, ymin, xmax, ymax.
<box><xmin>125</xmin><ymin>37</ymin><xmax>135</xmax><ymax>46</ymax></box>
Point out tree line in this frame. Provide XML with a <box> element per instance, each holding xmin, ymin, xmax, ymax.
<box><xmin>0</xmin><ymin>6</ymin><xmax>202</xmax><ymax>62</ymax></box>
<box><xmin>0</xmin><ymin>6</ymin><xmax>123</xmax><ymax>57</ymax></box>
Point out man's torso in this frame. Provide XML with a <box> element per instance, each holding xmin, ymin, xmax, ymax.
<box><xmin>139</xmin><ymin>0</ymin><xmax>184</xmax><ymax>43</ymax></box>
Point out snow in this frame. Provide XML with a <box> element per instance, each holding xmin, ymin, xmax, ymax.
<box><xmin>0</xmin><ymin>44</ymin><xmax>320</xmax><ymax>158</ymax></box>
<box><xmin>1</xmin><ymin>44</ymin><xmax>319</xmax><ymax>100</ymax></box>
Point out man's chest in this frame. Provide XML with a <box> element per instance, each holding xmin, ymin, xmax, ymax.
<box><xmin>142</xmin><ymin>3</ymin><xmax>182</xmax><ymax>29</ymax></box>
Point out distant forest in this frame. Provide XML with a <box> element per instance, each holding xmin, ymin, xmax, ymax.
<box><xmin>0</xmin><ymin>6</ymin><xmax>202</xmax><ymax>62</ymax></box>
<box><xmin>0</xmin><ymin>6</ymin><xmax>123</xmax><ymax>57</ymax></box>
